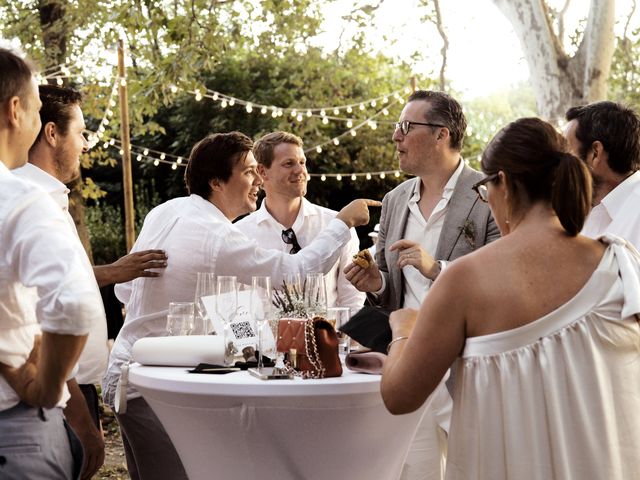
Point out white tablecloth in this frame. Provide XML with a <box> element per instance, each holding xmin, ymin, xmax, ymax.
<box><xmin>129</xmin><ymin>364</ymin><xmax>426</xmax><ymax>480</ymax></box>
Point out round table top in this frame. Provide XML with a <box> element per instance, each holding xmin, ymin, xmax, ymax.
<box><xmin>129</xmin><ymin>363</ymin><xmax>382</xmax><ymax>397</ymax></box>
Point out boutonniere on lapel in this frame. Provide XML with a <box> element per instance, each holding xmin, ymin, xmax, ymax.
<box><xmin>461</xmin><ymin>219</ymin><xmax>476</xmax><ymax>249</ymax></box>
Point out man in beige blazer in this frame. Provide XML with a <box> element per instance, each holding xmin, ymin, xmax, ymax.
<box><xmin>346</xmin><ymin>90</ymin><xmax>498</xmax><ymax>480</ymax></box>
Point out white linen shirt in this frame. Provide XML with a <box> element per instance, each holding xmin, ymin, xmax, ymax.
<box><xmin>0</xmin><ymin>162</ymin><xmax>104</xmax><ymax>410</ymax></box>
<box><xmin>582</xmin><ymin>171</ymin><xmax>640</xmax><ymax>249</ymax></box>
<box><xmin>236</xmin><ymin>198</ymin><xmax>365</xmax><ymax>310</ymax></box>
<box><xmin>402</xmin><ymin>160</ymin><xmax>464</xmax><ymax>309</ymax></box>
<box><xmin>104</xmin><ymin>194</ymin><xmax>351</xmax><ymax>405</ymax></box>
<box><xmin>13</xmin><ymin>163</ymin><xmax>109</xmax><ymax>385</ymax></box>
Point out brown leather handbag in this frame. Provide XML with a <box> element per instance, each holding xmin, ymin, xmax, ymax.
<box><xmin>276</xmin><ymin>317</ymin><xmax>343</xmax><ymax>378</ymax></box>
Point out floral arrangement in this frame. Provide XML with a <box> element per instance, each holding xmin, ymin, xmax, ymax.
<box><xmin>272</xmin><ymin>282</ymin><xmax>307</xmax><ymax>318</ymax></box>
<box><xmin>461</xmin><ymin>219</ymin><xmax>476</xmax><ymax>249</ymax></box>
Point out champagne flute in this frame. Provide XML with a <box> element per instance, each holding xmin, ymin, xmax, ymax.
<box><xmin>251</xmin><ymin>276</ymin><xmax>273</xmax><ymax>369</ymax></box>
<box><xmin>304</xmin><ymin>273</ymin><xmax>327</xmax><ymax>318</ymax></box>
<box><xmin>326</xmin><ymin>306</ymin><xmax>351</xmax><ymax>355</ymax></box>
<box><xmin>194</xmin><ymin>272</ymin><xmax>216</xmax><ymax>335</ymax></box>
<box><xmin>216</xmin><ymin>276</ymin><xmax>238</xmax><ymax>365</ymax></box>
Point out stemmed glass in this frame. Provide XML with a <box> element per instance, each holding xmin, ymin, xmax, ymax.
<box><xmin>217</xmin><ymin>275</ymin><xmax>238</xmax><ymax>365</ymax></box>
<box><xmin>251</xmin><ymin>276</ymin><xmax>273</xmax><ymax>369</ymax></box>
<box><xmin>326</xmin><ymin>307</ymin><xmax>351</xmax><ymax>355</ymax></box>
<box><xmin>304</xmin><ymin>273</ymin><xmax>327</xmax><ymax>318</ymax></box>
<box><xmin>194</xmin><ymin>272</ymin><xmax>216</xmax><ymax>335</ymax></box>
<box><xmin>282</xmin><ymin>272</ymin><xmax>302</xmax><ymax>297</ymax></box>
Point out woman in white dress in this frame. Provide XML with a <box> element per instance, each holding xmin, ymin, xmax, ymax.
<box><xmin>381</xmin><ymin>117</ymin><xmax>640</xmax><ymax>479</ymax></box>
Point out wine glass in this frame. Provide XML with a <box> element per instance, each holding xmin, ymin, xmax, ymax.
<box><xmin>282</xmin><ymin>272</ymin><xmax>302</xmax><ymax>297</ymax></box>
<box><xmin>326</xmin><ymin>306</ymin><xmax>351</xmax><ymax>355</ymax></box>
<box><xmin>166</xmin><ymin>302</ymin><xmax>195</xmax><ymax>336</ymax></box>
<box><xmin>216</xmin><ymin>276</ymin><xmax>238</xmax><ymax>365</ymax></box>
<box><xmin>251</xmin><ymin>276</ymin><xmax>273</xmax><ymax>369</ymax></box>
<box><xmin>304</xmin><ymin>273</ymin><xmax>327</xmax><ymax>318</ymax></box>
<box><xmin>194</xmin><ymin>272</ymin><xmax>216</xmax><ymax>335</ymax></box>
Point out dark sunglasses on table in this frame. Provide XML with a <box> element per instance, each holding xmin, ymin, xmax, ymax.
<box><xmin>394</xmin><ymin>120</ymin><xmax>447</xmax><ymax>136</ymax></box>
<box><xmin>471</xmin><ymin>173</ymin><xmax>499</xmax><ymax>203</ymax></box>
<box><xmin>281</xmin><ymin>228</ymin><xmax>302</xmax><ymax>254</ymax></box>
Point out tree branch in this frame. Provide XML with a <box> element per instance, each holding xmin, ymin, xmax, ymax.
<box><xmin>432</xmin><ymin>0</ymin><xmax>448</xmax><ymax>91</ymax></box>
<box><xmin>557</xmin><ymin>0</ymin><xmax>572</xmax><ymax>43</ymax></box>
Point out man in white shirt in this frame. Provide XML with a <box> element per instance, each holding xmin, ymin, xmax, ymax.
<box><xmin>104</xmin><ymin>131</ymin><xmax>378</xmax><ymax>479</ymax></box>
<box><xmin>13</xmin><ymin>84</ymin><xmax>168</xmax><ymax>478</ymax></box>
<box><xmin>345</xmin><ymin>91</ymin><xmax>499</xmax><ymax>480</ymax></box>
<box><xmin>564</xmin><ymin>101</ymin><xmax>640</xmax><ymax>246</ymax></box>
<box><xmin>0</xmin><ymin>47</ymin><xmax>105</xmax><ymax>479</ymax></box>
<box><xmin>236</xmin><ymin>131</ymin><xmax>365</xmax><ymax>310</ymax></box>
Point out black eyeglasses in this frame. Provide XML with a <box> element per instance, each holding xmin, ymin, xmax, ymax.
<box><xmin>281</xmin><ymin>228</ymin><xmax>302</xmax><ymax>254</ymax></box>
<box><xmin>471</xmin><ymin>173</ymin><xmax>499</xmax><ymax>203</ymax></box>
<box><xmin>394</xmin><ymin>120</ymin><xmax>447</xmax><ymax>136</ymax></box>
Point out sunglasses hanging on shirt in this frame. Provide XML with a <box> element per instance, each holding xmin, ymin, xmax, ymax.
<box><xmin>281</xmin><ymin>228</ymin><xmax>302</xmax><ymax>254</ymax></box>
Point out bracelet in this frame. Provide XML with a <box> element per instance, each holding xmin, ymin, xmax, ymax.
<box><xmin>386</xmin><ymin>336</ymin><xmax>409</xmax><ymax>354</ymax></box>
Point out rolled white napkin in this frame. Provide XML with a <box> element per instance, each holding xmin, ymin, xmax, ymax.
<box><xmin>132</xmin><ymin>335</ymin><xmax>225</xmax><ymax>367</ymax></box>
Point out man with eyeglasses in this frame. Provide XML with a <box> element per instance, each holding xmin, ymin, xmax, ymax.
<box><xmin>563</xmin><ymin>101</ymin><xmax>640</xmax><ymax>248</ymax></box>
<box><xmin>345</xmin><ymin>90</ymin><xmax>498</xmax><ymax>480</ymax></box>
<box><xmin>236</xmin><ymin>131</ymin><xmax>365</xmax><ymax>311</ymax></box>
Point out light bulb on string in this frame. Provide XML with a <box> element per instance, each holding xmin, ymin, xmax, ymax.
<box><xmin>246</xmin><ymin>104</ymin><xmax>253</xmax><ymax>113</ymax></box>
<box><xmin>171</xmin><ymin>163</ymin><xmax>177</xmax><ymax>170</ymax></box>
<box><xmin>351</xmin><ymin>174</ymin><xmax>357</xmax><ymax>181</ymax></box>
<box><xmin>316</xmin><ymin>146</ymin><xmax>322</xmax><ymax>153</ymax></box>
<box><xmin>103</xmin><ymin>142</ymin><xmax>109</xmax><ymax>149</ymax></box>
<box><xmin>261</xmin><ymin>106</ymin><xmax>267</xmax><ymax>114</ymax></box>
<box><xmin>271</xmin><ymin>110</ymin><xmax>278</xmax><ymax>118</ymax></box>
<box><xmin>120</xmin><ymin>78</ymin><xmax>127</xmax><ymax>87</ymax></box>
<box><xmin>346</xmin><ymin>120</ymin><xmax>353</xmax><ymax>128</ymax></box>
<box><xmin>320</xmin><ymin>109</ymin><xmax>326</xmax><ymax>117</ymax></box>
<box><xmin>109</xmin><ymin>139</ymin><xmax>115</xmax><ymax>145</ymax></box>
<box><xmin>322</xmin><ymin>117</ymin><xmax>329</xmax><ymax>124</ymax></box>
<box><xmin>77</xmin><ymin>76</ymin><xmax>84</xmax><ymax>83</ymax></box>
<box><xmin>153</xmin><ymin>159</ymin><xmax>160</xmax><ymax>166</ymax></box>
<box><xmin>176</xmin><ymin>157</ymin><xmax>183</xmax><ymax>164</ymax></box>
<box><xmin>350</xmin><ymin>130</ymin><xmax>357</xmax><ymax>137</ymax></box>
<box><xmin>333</xmin><ymin>108</ymin><xmax>339</xmax><ymax>115</ymax></box>
<box><xmin>221</xmin><ymin>100</ymin><xmax>228</xmax><ymax>108</ymax></box>
<box><xmin>291</xmin><ymin>110</ymin><xmax>297</xmax><ymax>117</ymax></box>
<box><xmin>212</xmin><ymin>92</ymin><xmax>219</xmax><ymax>100</ymax></box>
<box><xmin>321</xmin><ymin>174</ymin><xmax>326</xmax><ymax>181</ymax></box>
<box><xmin>228</xmin><ymin>99</ymin><xmax>235</xmax><ymax>106</ymax></box>
<box><xmin>382</xmin><ymin>108</ymin><xmax>389</xmax><ymax>116</ymax></box>
<box><xmin>395</xmin><ymin>171</ymin><xmax>400</xmax><ymax>177</ymax></box>
<box><xmin>160</xmin><ymin>153</ymin><xmax>166</xmax><ymax>160</ymax></box>
<box><xmin>379</xmin><ymin>172</ymin><xmax>386</xmax><ymax>179</ymax></box>
<box><xmin>346</xmin><ymin>106</ymin><xmax>353</xmax><ymax>113</ymax></box>
<box><xmin>333</xmin><ymin>138</ymin><xmax>339</xmax><ymax>145</ymax></box>
<box><xmin>336</xmin><ymin>174</ymin><xmax>342</xmax><ymax>181</ymax></box>
<box><xmin>306</xmin><ymin>110</ymin><xmax>312</xmax><ymax>117</ymax></box>
<box><xmin>110</xmin><ymin>99</ymin><xmax>116</xmax><ymax>107</ymax></box>
<box><xmin>296</xmin><ymin>114</ymin><xmax>303</xmax><ymax>122</ymax></box>
<box><xmin>143</xmin><ymin>149</ymin><xmax>149</xmax><ymax>155</ymax></box>
<box><xmin>370</xmin><ymin>100</ymin><xmax>377</xmax><ymax>107</ymax></box>
<box><xmin>359</xmin><ymin>103</ymin><xmax>365</xmax><ymax>111</ymax></box>
<box><xmin>170</xmin><ymin>85</ymin><xmax>178</xmax><ymax>93</ymax></box>
<box><xmin>56</xmin><ymin>77</ymin><xmax>63</xmax><ymax>85</ymax></box>
<box><xmin>119</xmin><ymin>149</ymin><xmax>124</xmax><ymax>155</ymax></box>
<box><xmin>136</xmin><ymin>154</ymin><xmax>142</xmax><ymax>161</ymax></box>
<box><xmin>195</xmin><ymin>91</ymin><xmax>203</xmax><ymax>101</ymax></box>
<box><xmin>366</xmin><ymin>173</ymin><xmax>372</xmax><ymax>180</ymax></box>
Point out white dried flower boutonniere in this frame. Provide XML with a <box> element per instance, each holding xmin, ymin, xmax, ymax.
<box><xmin>461</xmin><ymin>219</ymin><xmax>476</xmax><ymax>249</ymax></box>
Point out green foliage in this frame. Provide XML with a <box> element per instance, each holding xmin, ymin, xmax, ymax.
<box><xmin>610</xmin><ymin>29</ymin><xmax>640</xmax><ymax>109</ymax></box>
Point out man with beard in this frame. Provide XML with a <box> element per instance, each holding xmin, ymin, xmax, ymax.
<box><xmin>345</xmin><ymin>90</ymin><xmax>499</xmax><ymax>480</ymax></box>
<box><xmin>0</xmin><ymin>46</ymin><xmax>103</xmax><ymax>479</ymax></box>
<box><xmin>14</xmin><ymin>84</ymin><xmax>167</xmax><ymax>478</ymax></box>
<box><xmin>564</xmin><ymin>102</ymin><xmax>640</xmax><ymax>247</ymax></box>
<box><xmin>236</xmin><ymin>131</ymin><xmax>365</xmax><ymax>310</ymax></box>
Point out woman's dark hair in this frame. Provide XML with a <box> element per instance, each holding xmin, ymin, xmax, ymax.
<box><xmin>184</xmin><ymin>132</ymin><xmax>253</xmax><ymax>198</ymax></box>
<box><xmin>481</xmin><ymin>117</ymin><xmax>592</xmax><ymax>236</ymax></box>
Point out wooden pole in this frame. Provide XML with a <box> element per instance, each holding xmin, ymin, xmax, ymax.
<box><xmin>117</xmin><ymin>39</ymin><xmax>136</xmax><ymax>251</ymax></box>
<box><xmin>410</xmin><ymin>76</ymin><xmax>418</xmax><ymax>92</ymax></box>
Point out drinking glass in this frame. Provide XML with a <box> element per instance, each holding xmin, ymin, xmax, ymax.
<box><xmin>251</xmin><ymin>276</ymin><xmax>273</xmax><ymax>369</ymax></box>
<box><xmin>326</xmin><ymin>307</ymin><xmax>351</xmax><ymax>355</ymax></box>
<box><xmin>166</xmin><ymin>302</ymin><xmax>195</xmax><ymax>336</ymax></box>
<box><xmin>282</xmin><ymin>272</ymin><xmax>302</xmax><ymax>297</ymax></box>
<box><xmin>217</xmin><ymin>276</ymin><xmax>238</xmax><ymax>365</ymax></box>
<box><xmin>194</xmin><ymin>272</ymin><xmax>216</xmax><ymax>335</ymax></box>
<box><xmin>304</xmin><ymin>273</ymin><xmax>327</xmax><ymax>318</ymax></box>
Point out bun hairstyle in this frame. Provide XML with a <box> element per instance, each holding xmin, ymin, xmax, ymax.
<box><xmin>481</xmin><ymin>118</ymin><xmax>592</xmax><ymax>236</ymax></box>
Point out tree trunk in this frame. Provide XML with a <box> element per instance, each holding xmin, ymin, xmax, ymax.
<box><xmin>492</xmin><ymin>0</ymin><xmax>615</xmax><ymax>123</ymax></box>
<box><xmin>38</xmin><ymin>0</ymin><xmax>94</xmax><ymax>261</ymax></box>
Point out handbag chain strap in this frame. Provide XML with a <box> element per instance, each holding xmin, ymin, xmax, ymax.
<box><xmin>303</xmin><ymin>318</ymin><xmax>325</xmax><ymax>379</ymax></box>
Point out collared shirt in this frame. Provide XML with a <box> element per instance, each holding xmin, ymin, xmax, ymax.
<box><xmin>582</xmin><ymin>171</ymin><xmax>640</xmax><ymax>249</ymax></box>
<box><xmin>13</xmin><ymin>163</ymin><xmax>108</xmax><ymax>385</ymax></box>
<box><xmin>402</xmin><ymin>160</ymin><xmax>464</xmax><ymax>309</ymax></box>
<box><xmin>236</xmin><ymin>197</ymin><xmax>365</xmax><ymax>310</ymax></box>
<box><xmin>0</xmin><ymin>162</ymin><xmax>104</xmax><ymax>411</ymax></box>
<box><xmin>103</xmin><ymin>194</ymin><xmax>351</xmax><ymax>405</ymax></box>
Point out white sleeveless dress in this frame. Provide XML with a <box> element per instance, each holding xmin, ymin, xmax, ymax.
<box><xmin>445</xmin><ymin>235</ymin><xmax>640</xmax><ymax>480</ymax></box>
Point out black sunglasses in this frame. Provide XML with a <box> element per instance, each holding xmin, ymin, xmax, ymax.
<box><xmin>471</xmin><ymin>173</ymin><xmax>499</xmax><ymax>203</ymax></box>
<box><xmin>394</xmin><ymin>120</ymin><xmax>447</xmax><ymax>136</ymax></box>
<box><xmin>281</xmin><ymin>228</ymin><xmax>302</xmax><ymax>254</ymax></box>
